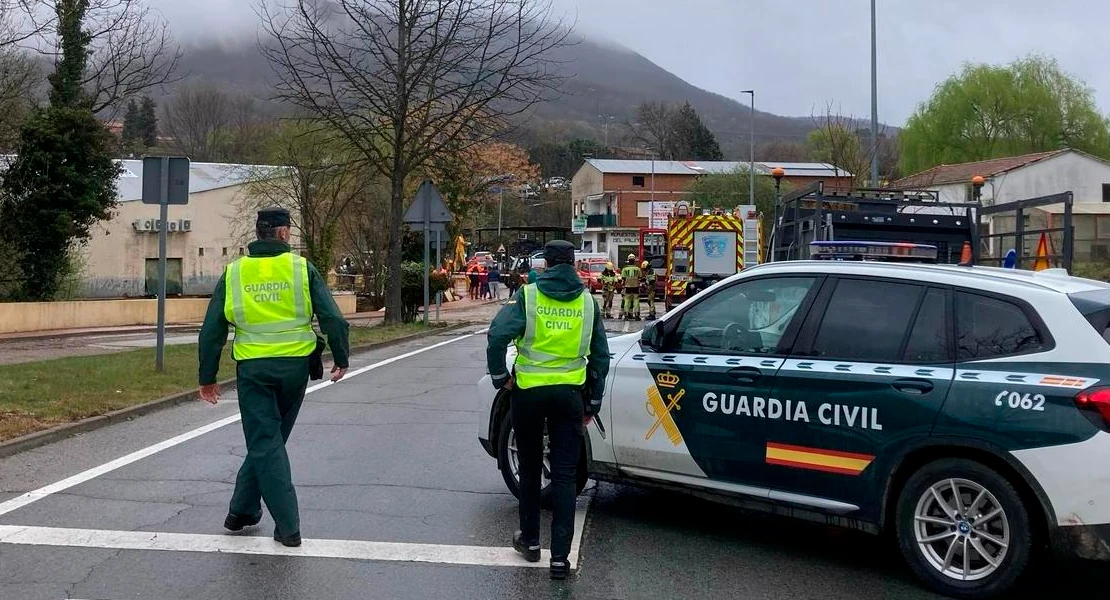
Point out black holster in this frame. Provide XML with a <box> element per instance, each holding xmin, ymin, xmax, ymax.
<box><xmin>309</xmin><ymin>336</ymin><xmax>326</xmax><ymax>381</ymax></box>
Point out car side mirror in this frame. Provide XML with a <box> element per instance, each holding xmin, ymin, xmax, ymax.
<box><xmin>641</xmin><ymin>320</ymin><xmax>665</xmax><ymax>351</ymax></box>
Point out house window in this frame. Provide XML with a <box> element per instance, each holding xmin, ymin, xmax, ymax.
<box><xmin>637</xmin><ymin>202</ymin><xmax>652</xmax><ymax>218</ymax></box>
<box><xmin>239</xmin><ymin>247</ymin><xmax>245</xmax><ymax>255</ymax></box>
<box><xmin>198</xmin><ymin>247</ymin><xmax>204</xmax><ymax>257</ymax></box>
<box><xmin>632</xmin><ymin>176</ymin><xmax>645</xmax><ymax>187</ymax></box>
<box><xmin>1102</xmin><ymin>183</ymin><xmax>1110</xmax><ymax>202</ymax></box>
<box><xmin>222</xmin><ymin>247</ymin><xmax>228</xmax><ymax>256</ymax></box>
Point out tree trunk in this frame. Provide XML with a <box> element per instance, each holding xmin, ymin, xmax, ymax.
<box><xmin>384</xmin><ymin>172</ymin><xmax>405</xmax><ymax>324</ymax></box>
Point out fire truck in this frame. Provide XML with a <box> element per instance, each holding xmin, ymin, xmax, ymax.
<box><xmin>659</xmin><ymin>200</ymin><xmax>763</xmax><ymax>311</ymax></box>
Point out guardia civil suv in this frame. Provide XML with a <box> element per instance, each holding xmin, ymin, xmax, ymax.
<box><xmin>477</xmin><ymin>259</ymin><xmax>1110</xmax><ymax>598</ymax></box>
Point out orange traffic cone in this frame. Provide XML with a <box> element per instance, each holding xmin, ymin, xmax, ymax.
<box><xmin>1033</xmin><ymin>232</ymin><xmax>1050</xmax><ymax>271</ymax></box>
<box><xmin>958</xmin><ymin>241</ymin><xmax>972</xmax><ymax>266</ymax></box>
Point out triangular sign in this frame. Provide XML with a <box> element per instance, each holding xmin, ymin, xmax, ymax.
<box><xmin>1033</xmin><ymin>232</ymin><xmax>1050</xmax><ymax>271</ymax></box>
<box><xmin>497</xmin><ymin>244</ymin><xmax>506</xmax><ymax>253</ymax></box>
<box><xmin>403</xmin><ymin>179</ymin><xmax>454</xmax><ymax>225</ymax></box>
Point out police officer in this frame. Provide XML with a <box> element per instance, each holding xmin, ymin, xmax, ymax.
<box><xmin>620</xmin><ymin>253</ymin><xmax>642</xmax><ymax>321</ymax></box>
<box><xmin>641</xmin><ymin>260</ymin><xmax>657</xmax><ymax>320</ymax></box>
<box><xmin>599</xmin><ymin>261</ymin><xmax>618</xmax><ymax>319</ymax></box>
<box><xmin>197</xmin><ymin>207</ymin><xmax>351</xmax><ymax>548</ymax></box>
<box><xmin>486</xmin><ymin>240</ymin><xmax>610</xmax><ymax>580</ymax></box>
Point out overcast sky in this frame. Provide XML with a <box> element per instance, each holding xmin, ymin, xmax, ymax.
<box><xmin>153</xmin><ymin>0</ymin><xmax>1110</xmax><ymax>125</ymax></box>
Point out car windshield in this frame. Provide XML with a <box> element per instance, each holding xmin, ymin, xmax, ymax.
<box><xmin>590</xmin><ymin>264</ymin><xmax>606</xmax><ymax>272</ymax></box>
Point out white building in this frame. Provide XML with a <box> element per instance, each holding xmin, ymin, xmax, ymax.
<box><xmin>890</xmin><ymin>149</ymin><xmax>1110</xmax><ymax>263</ymax></box>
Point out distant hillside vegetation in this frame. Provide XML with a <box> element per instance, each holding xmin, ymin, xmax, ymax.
<box><xmin>167</xmin><ymin>34</ymin><xmax>886</xmax><ymax>160</ymax></box>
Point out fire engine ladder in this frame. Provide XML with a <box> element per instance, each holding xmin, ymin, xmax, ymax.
<box><xmin>742</xmin><ymin>216</ymin><xmax>760</xmax><ymax>268</ymax></box>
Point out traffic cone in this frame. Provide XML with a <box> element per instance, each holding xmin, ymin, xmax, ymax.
<box><xmin>958</xmin><ymin>241</ymin><xmax>972</xmax><ymax>266</ymax></box>
<box><xmin>1033</xmin><ymin>233</ymin><xmax>1050</xmax><ymax>271</ymax></box>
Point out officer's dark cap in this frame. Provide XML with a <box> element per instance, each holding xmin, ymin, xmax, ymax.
<box><xmin>257</xmin><ymin>207</ymin><xmax>291</xmax><ymax>228</ymax></box>
<box><xmin>544</xmin><ymin>239</ymin><xmax>576</xmax><ymax>266</ymax></box>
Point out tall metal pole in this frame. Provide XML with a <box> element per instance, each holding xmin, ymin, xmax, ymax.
<box><xmin>422</xmin><ymin>192</ymin><xmax>430</xmax><ymax>328</ymax></box>
<box><xmin>741</xmin><ymin>90</ymin><xmax>755</xmax><ymax>207</ymax></box>
<box><xmin>650</xmin><ymin>156</ymin><xmax>655</xmax><ymax>231</ymax></box>
<box><xmin>498</xmin><ymin>188</ymin><xmax>503</xmax><ymax>240</ymax></box>
<box><xmin>870</xmin><ymin>0</ymin><xmax>879</xmax><ymax>186</ymax></box>
<box><xmin>156</xmin><ymin>157</ymin><xmax>169</xmax><ymax>372</ymax></box>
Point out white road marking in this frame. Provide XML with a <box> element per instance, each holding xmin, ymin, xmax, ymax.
<box><xmin>0</xmin><ymin>328</ymin><xmax>486</xmax><ymax>518</ymax></box>
<box><xmin>0</xmin><ymin>525</ymin><xmax>552</xmax><ymax>568</ymax></box>
<box><xmin>568</xmin><ymin>487</ymin><xmax>593</xmax><ymax>568</ymax></box>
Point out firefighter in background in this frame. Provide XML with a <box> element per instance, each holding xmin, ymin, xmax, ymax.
<box><xmin>599</xmin><ymin>262</ymin><xmax>619</xmax><ymax>319</ymax></box>
<box><xmin>641</xmin><ymin>260</ymin><xmax>657</xmax><ymax>320</ymax></box>
<box><xmin>620</xmin><ymin>254</ymin><xmax>642</xmax><ymax>321</ymax></box>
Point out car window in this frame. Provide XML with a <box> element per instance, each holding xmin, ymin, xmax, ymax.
<box><xmin>811</xmin><ymin>279</ymin><xmax>924</xmax><ymax>362</ymax></box>
<box><xmin>955</xmin><ymin>292</ymin><xmax>1043</xmax><ymax>360</ymax></box>
<box><xmin>670</xmin><ymin>277</ymin><xmax>816</xmax><ymax>355</ymax></box>
<box><xmin>903</xmin><ymin>288</ymin><xmax>950</xmax><ymax>362</ymax></box>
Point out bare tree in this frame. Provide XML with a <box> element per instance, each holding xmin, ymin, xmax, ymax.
<box><xmin>624</xmin><ymin>101</ymin><xmax>674</xmax><ymax>159</ymax></box>
<box><xmin>240</xmin><ymin>120</ymin><xmax>372</xmax><ymax>272</ymax></box>
<box><xmin>259</xmin><ymin>0</ymin><xmax>573</xmax><ymax>323</ymax></box>
<box><xmin>33</xmin><ymin>0</ymin><xmax>181</xmax><ymax>116</ymax></box>
<box><xmin>160</xmin><ymin>81</ymin><xmax>232</xmax><ymax>161</ymax></box>
<box><xmin>807</xmin><ymin>102</ymin><xmax>887</xmax><ymax>188</ymax></box>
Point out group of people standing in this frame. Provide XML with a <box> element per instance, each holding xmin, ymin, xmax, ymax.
<box><xmin>467</xmin><ymin>262</ymin><xmax>538</xmax><ymax>302</ymax></box>
<box><xmin>597</xmin><ymin>254</ymin><xmax>657</xmax><ymax>321</ymax></box>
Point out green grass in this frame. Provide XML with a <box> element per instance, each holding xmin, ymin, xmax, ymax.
<box><xmin>0</xmin><ymin>323</ymin><xmax>431</xmax><ymax>442</ymax></box>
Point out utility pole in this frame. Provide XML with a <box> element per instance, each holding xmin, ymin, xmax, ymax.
<box><xmin>742</xmin><ymin>90</ymin><xmax>755</xmax><ymax>206</ymax></box>
<box><xmin>870</xmin><ymin>0</ymin><xmax>879</xmax><ymax>187</ymax></box>
<box><xmin>650</xmin><ymin>154</ymin><xmax>656</xmax><ymax>231</ymax></box>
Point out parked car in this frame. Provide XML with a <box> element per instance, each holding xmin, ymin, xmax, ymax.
<box><xmin>478</xmin><ymin>260</ymin><xmax>1110</xmax><ymax>599</ymax></box>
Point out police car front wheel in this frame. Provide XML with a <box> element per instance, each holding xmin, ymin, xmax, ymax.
<box><xmin>896</xmin><ymin>458</ymin><xmax>1032</xmax><ymax>599</ymax></box>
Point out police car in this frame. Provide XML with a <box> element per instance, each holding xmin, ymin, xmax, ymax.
<box><xmin>477</xmin><ymin>243</ymin><xmax>1110</xmax><ymax>598</ymax></box>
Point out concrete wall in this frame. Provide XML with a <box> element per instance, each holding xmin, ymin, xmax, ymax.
<box><xmin>0</xmin><ymin>294</ymin><xmax>357</xmax><ymax>334</ymax></box>
<box><xmin>77</xmin><ymin>185</ymin><xmax>305</xmax><ymax>298</ymax></box>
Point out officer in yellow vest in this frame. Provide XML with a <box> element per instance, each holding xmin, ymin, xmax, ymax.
<box><xmin>620</xmin><ymin>253</ymin><xmax>642</xmax><ymax>321</ymax></box>
<box><xmin>197</xmin><ymin>207</ymin><xmax>351</xmax><ymax>548</ymax></box>
<box><xmin>486</xmin><ymin>240</ymin><xmax>610</xmax><ymax>580</ymax></box>
<box><xmin>641</xmin><ymin>260</ymin><xmax>657</xmax><ymax>320</ymax></box>
<box><xmin>599</xmin><ymin>261</ymin><xmax>618</xmax><ymax>319</ymax></box>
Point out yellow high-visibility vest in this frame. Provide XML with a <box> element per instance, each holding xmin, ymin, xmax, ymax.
<box><xmin>223</xmin><ymin>253</ymin><xmax>317</xmax><ymax>361</ymax></box>
<box><xmin>514</xmin><ymin>284</ymin><xmax>594</xmax><ymax>389</ymax></box>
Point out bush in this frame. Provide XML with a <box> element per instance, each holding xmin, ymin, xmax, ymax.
<box><xmin>400</xmin><ymin>261</ymin><xmax>451</xmax><ymax>322</ymax></box>
<box><xmin>1072</xmin><ymin>262</ymin><xmax>1110</xmax><ymax>283</ymax></box>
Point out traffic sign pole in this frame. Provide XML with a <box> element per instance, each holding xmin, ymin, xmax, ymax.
<box><xmin>156</xmin><ymin>157</ymin><xmax>169</xmax><ymax>372</ymax></box>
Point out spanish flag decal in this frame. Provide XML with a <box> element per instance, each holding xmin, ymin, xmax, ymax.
<box><xmin>765</xmin><ymin>442</ymin><xmax>875</xmax><ymax>476</ymax></box>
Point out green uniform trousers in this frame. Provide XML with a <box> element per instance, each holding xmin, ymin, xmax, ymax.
<box><xmin>230</xmin><ymin>357</ymin><xmax>310</xmax><ymax>538</ymax></box>
<box><xmin>602</xmin><ymin>289</ymin><xmax>615</xmax><ymax>315</ymax></box>
<box><xmin>646</xmin><ymin>285</ymin><xmax>656</xmax><ymax>317</ymax></box>
<box><xmin>622</xmin><ymin>287</ymin><xmax>639</xmax><ymax>318</ymax></box>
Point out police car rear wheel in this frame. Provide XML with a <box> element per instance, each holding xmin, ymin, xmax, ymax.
<box><xmin>896</xmin><ymin>459</ymin><xmax>1031</xmax><ymax>599</ymax></box>
<box><xmin>497</xmin><ymin>412</ymin><xmax>587</xmax><ymax>509</ymax></box>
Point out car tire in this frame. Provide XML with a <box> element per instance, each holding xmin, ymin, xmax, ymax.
<box><xmin>496</xmin><ymin>411</ymin><xmax>587</xmax><ymax>509</ymax></box>
<box><xmin>895</xmin><ymin>458</ymin><xmax>1032</xmax><ymax>599</ymax></box>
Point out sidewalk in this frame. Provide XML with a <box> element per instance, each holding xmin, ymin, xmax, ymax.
<box><xmin>0</xmin><ymin>297</ymin><xmax>500</xmax><ymax>343</ymax></box>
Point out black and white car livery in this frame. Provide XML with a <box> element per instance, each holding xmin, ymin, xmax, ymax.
<box><xmin>478</xmin><ymin>259</ymin><xmax>1110</xmax><ymax>598</ymax></box>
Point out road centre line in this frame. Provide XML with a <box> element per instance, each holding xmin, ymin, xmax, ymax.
<box><xmin>0</xmin><ymin>328</ymin><xmax>487</xmax><ymax>518</ymax></box>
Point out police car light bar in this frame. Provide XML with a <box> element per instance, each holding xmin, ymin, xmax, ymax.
<box><xmin>810</xmin><ymin>241</ymin><xmax>938</xmax><ymax>262</ymax></box>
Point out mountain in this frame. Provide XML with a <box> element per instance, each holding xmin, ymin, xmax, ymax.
<box><xmin>169</xmin><ymin>34</ymin><xmax>883</xmax><ymax>160</ymax></box>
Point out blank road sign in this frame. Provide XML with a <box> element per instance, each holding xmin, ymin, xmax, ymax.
<box><xmin>142</xmin><ymin>157</ymin><xmax>190</xmax><ymax>205</ymax></box>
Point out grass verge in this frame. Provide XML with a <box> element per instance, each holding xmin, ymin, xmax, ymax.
<box><xmin>0</xmin><ymin>323</ymin><xmax>430</xmax><ymax>442</ymax></box>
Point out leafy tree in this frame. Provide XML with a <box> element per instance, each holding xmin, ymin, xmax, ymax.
<box><xmin>0</xmin><ymin>0</ymin><xmax>122</xmax><ymax>300</ymax></box>
<box><xmin>625</xmin><ymin>101</ymin><xmax>723</xmax><ymax>160</ymax></box>
<box><xmin>900</xmin><ymin>55</ymin><xmax>1110</xmax><ymax>175</ymax></box>
<box><xmin>139</xmin><ymin>95</ymin><xmax>158</xmax><ymax>147</ymax></box>
<box><xmin>684</xmin><ymin>168</ymin><xmax>783</xmax><ymax>236</ymax></box>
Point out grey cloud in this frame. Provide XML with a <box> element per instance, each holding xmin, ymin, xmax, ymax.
<box><xmin>151</xmin><ymin>0</ymin><xmax>1110</xmax><ymax>125</ymax></box>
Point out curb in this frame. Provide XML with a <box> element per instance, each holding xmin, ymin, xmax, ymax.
<box><xmin>0</xmin><ymin>322</ymin><xmax>476</xmax><ymax>459</ymax></box>
<box><xmin>0</xmin><ymin>324</ymin><xmax>202</xmax><ymax>343</ymax></box>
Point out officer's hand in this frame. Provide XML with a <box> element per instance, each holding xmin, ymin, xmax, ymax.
<box><xmin>330</xmin><ymin>365</ymin><xmax>348</xmax><ymax>383</ymax></box>
<box><xmin>198</xmin><ymin>384</ymin><xmax>221</xmax><ymax>405</ymax></box>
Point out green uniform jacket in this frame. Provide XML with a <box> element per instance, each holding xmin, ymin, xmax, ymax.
<box><xmin>198</xmin><ymin>239</ymin><xmax>351</xmax><ymax>386</ymax></box>
<box><xmin>487</xmin><ymin>263</ymin><xmax>611</xmax><ymax>400</ymax></box>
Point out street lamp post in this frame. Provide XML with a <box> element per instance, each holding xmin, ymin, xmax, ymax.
<box><xmin>741</xmin><ymin>90</ymin><xmax>755</xmax><ymax>206</ymax></box>
<box><xmin>870</xmin><ymin>0</ymin><xmax>879</xmax><ymax>187</ymax></box>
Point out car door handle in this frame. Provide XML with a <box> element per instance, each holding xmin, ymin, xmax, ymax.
<box><xmin>892</xmin><ymin>378</ymin><xmax>934</xmax><ymax>394</ymax></box>
<box><xmin>727</xmin><ymin>367</ymin><xmax>762</xmax><ymax>384</ymax></box>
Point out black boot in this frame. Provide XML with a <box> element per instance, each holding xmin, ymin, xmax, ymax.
<box><xmin>513</xmin><ymin>531</ymin><xmax>541</xmax><ymax>563</ymax></box>
<box><xmin>550</xmin><ymin>558</ymin><xmax>569</xmax><ymax>580</ymax></box>
<box><xmin>223</xmin><ymin>512</ymin><xmax>262</xmax><ymax>532</ymax></box>
<box><xmin>273</xmin><ymin>531</ymin><xmax>302</xmax><ymax>547</ymax></box>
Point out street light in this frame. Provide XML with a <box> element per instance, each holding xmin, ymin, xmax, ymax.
<box><xmin>870</xmin><ymin>0</ymin><xmax>879</xmax><ymax>186</ymax></box>
<box><xmin>741</xmin><ymin>90</ymin><xmax>755</xmax><ymax>206</ymax></box>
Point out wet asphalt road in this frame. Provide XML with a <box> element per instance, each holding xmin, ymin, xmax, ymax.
<box><xmin>0</xmin><ymin>325</ymin><xmax>1107</xmax><ymax>599</ymax></box>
